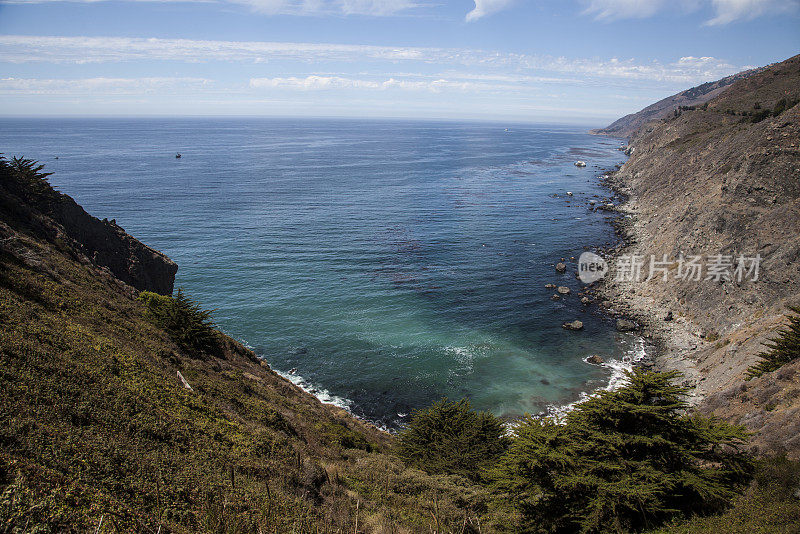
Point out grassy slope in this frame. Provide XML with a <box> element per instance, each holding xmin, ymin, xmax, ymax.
<box><xmin>0</xmin><ymin>174</ymin><xmax>510</xmax><ymax>532</ymax></box>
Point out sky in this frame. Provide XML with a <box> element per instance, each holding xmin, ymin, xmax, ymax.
<box><xmin>0</xmin><ymin>0</ymin><xmax>798</xmax><ymax>123</ymax></box>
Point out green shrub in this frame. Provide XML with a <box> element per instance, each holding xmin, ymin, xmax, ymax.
<box><xmin>747</xmin><ymin>306</ymin><xmax>800</xmax><ymax>379</ymax></box>
<box><xmin>772</xmin><ymin>97</ymin><xmax>799</xmax><ymax>117</ymax></box>
<box><xmin>395</xmin><ymin>398</ymin><xmax>509</xmax><ymax>481</ymax></box>
<box><xmin>490</xmin><ymin>370</ymin><xmax>753</xmax><ymax>533</ymax></box>
<box><xmin>751</xmin><ymin>108</ymin><xmax>773</xmax><ymax>123</ymax></box>
<box><xmin>138</xmin><ymin>288</ymin><xmax>220</xmax><ymax>355</ymax></box>
<box><xmin>652</xmin><ymin>455</ymin><xmax>800</xmax><ymax>534</ymax></box>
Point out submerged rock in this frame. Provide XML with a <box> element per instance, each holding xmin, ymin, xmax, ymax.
<box><xmin>557</xmin><ymin>286</ymin><xmax>571</xmax><ymax>295</ymax></box>
<box><xmin>563</xmin><ymin>320</ymin><xmax>584</xmax><ymax>331</ymax></box>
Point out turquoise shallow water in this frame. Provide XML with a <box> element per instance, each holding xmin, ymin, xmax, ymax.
<box><xmin>1</xmin><ymin>117</ymin><xmax>642</xmax><ymax>428</ymax></box>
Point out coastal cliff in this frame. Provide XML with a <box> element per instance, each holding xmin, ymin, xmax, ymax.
<box><xmin>597</xmin><ymin>54</ymin><xmax>800</xmax><ymax>457</ymax></box>
<box><xmin>0</xmin><ymin>157</ymin><xmax>178</xmax><ymax>294</ymax></box>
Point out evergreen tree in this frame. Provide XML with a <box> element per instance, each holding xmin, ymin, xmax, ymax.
<box><xmin>395</xmin><ymin>398</ymin><xmax>509</xmax><ymax>481</ymax></box>
<box><xmin>747</xmin><ymin>306</ymin><xmax>800</xmax><ymax>379</ymax></box>
<box><xmin>138</xmin><ymin>288</ymin><xmax>220</xmax><ymax>355</ymax></box>
<box><xmin>491</xmin><ymin>370</ymin><xmax>753</xmax><ymax>533</ymax></box>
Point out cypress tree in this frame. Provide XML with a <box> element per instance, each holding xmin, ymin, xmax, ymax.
<box><xmin>491</xmin><ymin>370</ymin><xmax>753</xmax><ymax>533</ymax></box>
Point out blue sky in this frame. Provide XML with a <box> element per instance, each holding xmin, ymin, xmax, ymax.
<box><xmin>0</xmin><ymin>0</ymin><xmax>798</xmax><ymax>123</ymax></box>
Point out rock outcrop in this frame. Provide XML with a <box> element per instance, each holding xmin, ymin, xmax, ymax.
<box><xmin>1</xmin><ymin>160</ymin><xmax>177</xmax><ymax>294</ymax></box>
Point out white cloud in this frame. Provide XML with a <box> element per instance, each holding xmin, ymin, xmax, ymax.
<box><xmin>465</xmin><ymin>0</ymin><xmax>514</xmax><ymax>21</ymax></box>
<box><xmin>580</xmin><ymin>0</ymin><xmax>797</xmax><ymax>23</ymax></box>
<box><xmin>251</xmin><ymin>75</ymin><xmax>380</xmax><ymax>89</ymax></box>
<box><xmin>0</xmin><ymin>76</ymin><xmax>212</xmax><ymax>94</ymax></box>
<box><xmin>249</xmin><ymin>74</ymin><xmax>518</xmax><ymax>92</ymax></box>
<box><xmin>227</xmin><ymin>0</ymin><xmax>295</xmax><ymax>14</ymax></box>
<box><xmin>0</xmin><ymin>35</ymin><xmax>437</xmax><ymax>64</ymax></box>
<box><xmin>0</xmin><ymin>35</ymin><xmax>745</xmax><ymax>85</ymax></box>
<box><xmin>581</xmin><ymin>0</ymin><xmax>672</xmax><ymax>20</ymax></box>
<box><xmin>705</xmin><ymin>0</ymin><xmax>799</xmax><ymax>25</ymax></box>
<box><xmin>5</xmin><ymin>0</ymin><xmax>796</xmax><ymax>23</ymax></box>
<box><xmin>4</xmin><ymin>0</ymin><xmax>420</xmax><ymax>16</ymax></box>
<box><xmin>337</xmin><ymin>0</ymin><xmax>417</xmax><ymax>16</ymax></box>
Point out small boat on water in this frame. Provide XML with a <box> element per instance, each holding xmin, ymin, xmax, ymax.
<box><xmin>574</xmin><ymin>160</ymin><xmax>586</xmax><ymax>167</ymax></box>
<box><xmin>175</xmin><ymin>153</ymin><xmax>182</xmax><ymax>159</ymax></box>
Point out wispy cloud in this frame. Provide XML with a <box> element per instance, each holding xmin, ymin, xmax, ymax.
<box><xmin>249</xmin><ymin>75</ymin><xmax>520</xmax><ymax>92</ymax></box>
<box><xmin>0</xmin><ymin>35</ymin><xmax>744</xmax><ymax>84</ymax></box>
<box><xmin>705</xmin><ymin>0</ymin><xmax>799</xmax><ymax>25</ymax></box>
<box><xmin>0</xmin><ymin>76</ymin><xmax>213</xmax><ymax>94</ymax></box>
<box><xmin>4</xmin><ymin>0</ymin><xmax>421</xmax><ymax>16</ymax></box>
<box><xmin>6</xmin><ymin>0</ymin><xmax>796</xmax><ymax>23</ymax></box>
<box><xmin>337</xmin><ymin>0</ymin><xmax>417</xmax><ymax>16</ymax></box>
<box><xmin>581</xmin><ymin>0</ymin><xmax>678</xmax><ymax>20</ymax></box>
<box><xmin>0</xmin><ymin>35</ymin><xmax>435</xmax><ymax>64</ymax></box>
<box><xmin>580</xmin><ymin>0</ymin><xmax>798</xmax><ymax>24</ymax></box>
<box><xmin>465</xmin><ymin>0</ymin><xmax>514</xmax><ymax>21</ymax></box>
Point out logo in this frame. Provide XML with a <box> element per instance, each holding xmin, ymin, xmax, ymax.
<box><xmin>578</xmin><ymin>252</ymin><xmax>608</xmax><ymax>284</ymax></box>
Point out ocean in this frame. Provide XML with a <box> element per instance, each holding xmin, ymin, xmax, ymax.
<box><xmin>1</xmin><ymin>117</ymin><xmax>646</xmax><ymax>429</ymax></box>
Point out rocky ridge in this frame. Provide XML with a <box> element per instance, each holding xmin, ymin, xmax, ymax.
<box><xmin>591</xmin><ymin>65</ymin><xmax>767</xmax><ymax>139</ymax></box>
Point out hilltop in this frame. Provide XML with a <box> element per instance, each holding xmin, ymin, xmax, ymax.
<box><xmin>591</xmin><ymin>66</ymin><xmax>767</xmax><ymax>139</ymax></box>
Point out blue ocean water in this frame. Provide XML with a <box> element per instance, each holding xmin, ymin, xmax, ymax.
<box><xmin>1</xmin><ymin>117</ymin><xmax>641</xmax><ymax>428</ymax></box>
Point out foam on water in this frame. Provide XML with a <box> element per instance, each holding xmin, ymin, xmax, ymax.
<box><xmin>274</xmin><ymin>368</ymin><xmax>354</xmax><ymax>412</ymax></box>
<box><xmin>546</xmin><ymin>335</ymin><xmax>649</xmax><ymax>422</ymax></box>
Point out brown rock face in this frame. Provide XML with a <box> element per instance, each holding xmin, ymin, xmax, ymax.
<box><xmin>597</xmin><ymin>54</ymin><xmax>800</xmax><ymax>458</ymax></box>
<box><xmin>1</xmin><ymin>162</ymin><xmax>177</xmax><ymax>295</ymax></box>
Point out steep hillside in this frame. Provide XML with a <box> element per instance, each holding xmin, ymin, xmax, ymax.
<box><xmin>0</xmin><ymin>158</ymin><xmax>505</xmax><ymax>533</ymax></box>
<box><xmin>0</xmin><ymin>157</ymin><xmax>177</xmax><ymax>294</ymax></box>
<box><xmin>597</xmin><ymin>54</ymin><xmax>800</xmax><ymax>457</ymax></box>
<box><xmin>591</xmin><ymin>66</ymin><xmax>765</xmax><ymax>138</ymax></box>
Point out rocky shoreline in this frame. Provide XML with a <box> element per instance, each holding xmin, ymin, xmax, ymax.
<box><xmin>591</xmin><ymin>168</ymin><xmax>706</xmax><ymax>403</ymax></box>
